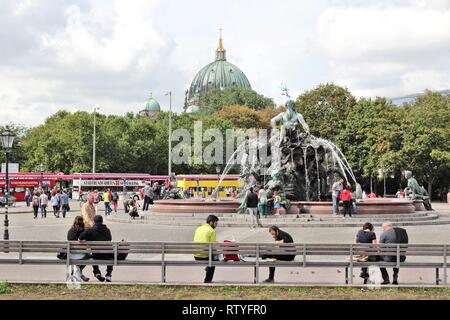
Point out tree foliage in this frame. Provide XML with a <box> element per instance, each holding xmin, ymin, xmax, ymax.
<box><xmin>215</xmin><ymin>105</ymin><xmax>265</xmax><ymax>129</ymax></box>
<box><xmin>198</xmin><ymin>87</ymin><xmax>274</xmax><ymax>114</ymax></box>
<box><xmin>296</xmin><ymin>83</ymin><xmax>357</xmax><ymax>140</ymax></box>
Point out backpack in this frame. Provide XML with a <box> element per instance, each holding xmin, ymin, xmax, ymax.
<box><xmin>394</xmin><ymin>227</ymin><xmax>408</xmax><ymax>262</ymax></box>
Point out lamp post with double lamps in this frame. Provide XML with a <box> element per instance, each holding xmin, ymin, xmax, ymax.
<box><xmin>92</xmin><ymin>106</ymin><xmax>100</xmax><ymax>174</ymax></box>
<box><xmin>1</xmin><ymin>128</ymin><xmax>15</xmax><ymax>241</ymax></box>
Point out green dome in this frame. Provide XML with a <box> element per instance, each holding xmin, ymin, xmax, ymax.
<box><xmin>187</xmin><ymin>33</ymin><xmax>251</xmax><ymax>103</ymax></box>
<box><xmin>144</xmin><ymin>97</ymin><xmax>161</xmax><ymax>112</ymax></box>
<box><xmin>186</xmin><ymin>105</ymin><xmax>200</xmax><ymax>114</ymax></box>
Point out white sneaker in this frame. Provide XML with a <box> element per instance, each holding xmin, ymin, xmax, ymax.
<box><xmin>105</xmin><ymin>275</ymin><xmax>112</xmax><ymax>282</ymax></box>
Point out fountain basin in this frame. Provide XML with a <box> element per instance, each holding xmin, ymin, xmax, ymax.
<box><xmin>152</xmin><ymin>199</ymin><xmax>421</xmax><ymax>215</ymax></box>
<box><xmin>289</xmin><ymin>199</ymin><xmax>417</xmax><ymax>215</ymax></box>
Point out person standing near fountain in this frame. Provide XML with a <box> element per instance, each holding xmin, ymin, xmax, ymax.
<box><xmin>258</xmin><ymin>187</ymin><xmax>268</xmax><ymax>217</ymax></box>
<box><xmin>246</xmin><ymin>188</ymin><xmax>262</xmax><ymax>228</ymax></box>
<box><xmin>340</xmin><ymin>186</ymin><xmax>352</xmax><ymax>218</ymax></box>
<box><xmin>331</xmin><ymin>178</ymin><xmax>344</xmax><ymax>215</ymax></box>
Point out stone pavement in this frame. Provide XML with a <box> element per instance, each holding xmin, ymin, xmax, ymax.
<box><xmin>0</xmin><ymin>201</ymin><xmax>448</xmax><ymax>285</ymax></box>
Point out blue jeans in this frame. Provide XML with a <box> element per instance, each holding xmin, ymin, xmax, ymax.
<box><xmin>40</xmin><ymin>204</ymin><xmax>47</xmax><ymax>217</ymax></box>
<box><xmin>332</xmin><ymin>194</ymin><xmax>339</xmax><ymax>214</ymax></box>
<box><xmin>104</xmin><ymin>203</ymin><xmax>112</xmax><ymax>215</ymax></box>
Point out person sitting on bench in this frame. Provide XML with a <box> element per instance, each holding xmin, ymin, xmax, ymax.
<box><xmin>262</xmin><ymin>225</ymin><xmax>295</xmax><ymax>283</ymax></box>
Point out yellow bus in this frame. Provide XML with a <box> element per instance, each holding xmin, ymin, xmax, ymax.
<box><xmin>176</xmin><ymin>175</ymin><xmax>244</xmax><ymax>198</ymax></box>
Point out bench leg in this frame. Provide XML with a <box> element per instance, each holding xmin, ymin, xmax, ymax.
<box><xmin>345</xmin><ymin>267</ymin><xmax>348</xmax><ymax>285</ymax></box>
<box><xmin>436</xmin><ymin>268</ymin><xmax>439</xmax><ymax>285</ymax></box>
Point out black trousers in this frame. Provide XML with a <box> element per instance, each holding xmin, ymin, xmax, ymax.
<box><xmin>343</xmin><ymin>201</ymin><xmax>352</xmax><ymax>217</ymax></box>
<box><xmin>194</xmin><ymin>257</ymin><xmax>215</xmax><ymax>282</ymax></box>
<box><xmin>380</xmin><ymin>267</ymin><xmax>399</xmax><ymax>281</ymax></box>
<box><xmin>262</xmin><ymin>254</ymin><xmax>295</xmax><ymax>279</ymax></box>
<box><xmin>93</xmin><ymin>265</ymin><xmax>113</xmax><ymax>277</ymax></box>
<box><xmin>33</xmin><ymin>206</ymin><xmax>39</xmax><ymax>218</ymax></box>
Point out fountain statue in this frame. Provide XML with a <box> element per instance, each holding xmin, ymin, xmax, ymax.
<box><xmin>403</xmin><ymin>170</ymin><xmax>432</xmax><ymax>210</ymax></box>
<box><xmin>223</xmin><ymin>86</ymin><xmax>361</xmax><ymax>205</ymax></box>
<box><xmin>162</xmin><ymin>173</ymin><xmax>184</xmax><ymax>200</ymax></box>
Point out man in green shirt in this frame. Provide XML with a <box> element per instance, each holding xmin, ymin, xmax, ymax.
<box><xmin>194</xmin><ymin>215</ymin><xmax>219</xmax><ymax>283</ymax></box>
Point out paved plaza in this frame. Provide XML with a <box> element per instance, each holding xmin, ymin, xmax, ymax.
<box><xmin>0</xmin><ymin>201</ymin><xmax>449</xmax><ymax>285</ymax></box>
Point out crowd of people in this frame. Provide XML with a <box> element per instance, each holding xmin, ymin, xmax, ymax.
<box><xmin>27</xmin><ymin>187</ymin><xmax>71</xmax><ymax>219</ymax></box>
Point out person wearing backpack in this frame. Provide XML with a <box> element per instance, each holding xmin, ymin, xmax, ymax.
<box><xmin>112</xmin><ymin>190</ymin><xmax>119</xmax><ymax>213</ymax></box>
<box><xmin>273</xmin><ymin>191</ymin><xmax>282</xmax><ymax>215</ymax></box>
<box><xmin>379</xmin><ymin>222</ymin><xmax>408</xmax><ymax>285</ymax></box>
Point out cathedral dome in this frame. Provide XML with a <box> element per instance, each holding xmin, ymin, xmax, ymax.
<box><xmin>186</xmin><ymin>31</ymin><xmax>251</xmax><ymax>104</ymax></box>
<box><xmin>143</xmin><ymin>96</ymin><xmax>161</xmax><ymax>112</ymax></box>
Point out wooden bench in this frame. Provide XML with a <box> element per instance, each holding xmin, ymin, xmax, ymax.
<box><xmin>0</xmin><ymin>241</ymin><xmax>447</xmax><ymax>285</ymax></box>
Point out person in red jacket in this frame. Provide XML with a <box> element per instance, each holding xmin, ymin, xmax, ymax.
<box><xmin>340</xmin><ymin>186</ymin><xmax>352</xmax><ymax>218</ymax></box>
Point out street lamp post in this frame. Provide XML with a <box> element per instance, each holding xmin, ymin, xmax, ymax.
<box><xmin>1</xmin><ymin>128</ymin><xmax>15</xmax><ymax>241</ymax></box>
<box><xmin>165</xmin><ymin>92</ymin><xmax>172</xmax><ymax>176</ymax></box>
<box><xmin>215</xmin><ymin>165</ymin><xmax>221</xmax><ymax>200</ymax></box>
<box><xmin>39</xmin><ymin>163</ymin><xmax>45</xmax><ymax>192</ymax></box>
<box><xmin>92</xmin><ymin>106</ymin><xmax>100</xmax><ymax>173</ymax></box>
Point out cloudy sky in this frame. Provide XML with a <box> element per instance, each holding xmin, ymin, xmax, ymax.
<box><xmin>1</xmin><ymin>0</ymin><xmax>449</xmax><ymax>127</ymax></box>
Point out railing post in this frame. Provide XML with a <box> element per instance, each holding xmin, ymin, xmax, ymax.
<box><xmin>255</xmin><ymin>244</ymin><xmax>260</xmax><ymax>284</ymax></box>
<box><xmin>19</xmin><ymin>241</ymin><xmax>23</xmax><ymax>265</ymax></box>
<box><xmin>161</xmin><ymin>243</ymin><xmax>166</xmax><ymax>283</ymax></box>
<box><xmin>349</xmin><ymin>244</ymin><xmax>353</xmax><ymax>285</ymax></box>
<box><xmin>345</xmin><ymin>267</ymin><xmax>348</xmax><ymax>285</ymax></box>
<box><xmin>436</xmin><ymin>268</ymin><xmax>440</xmax><ymax>285</ymax></box>
<box><xmin>396</xmin><ymin>244</ymin><xmax>400</xmax><ymax>269</ymax></box>
<box><xmin>114</xmin><ymin>242</ymin><xmax>118</xmax><ymax>266</ymax></box>
<box><xmin>444</xmin><ymin>245</ymin><xmax>448</xmax><ymax>286</ymax></box>
<box><xmin>66</xmin><ymin>242</ymin><xmax>71</xmax><ymax>280</ymax></box>
<box><xmin>208</xmin><ymin>243</ymin><xmax>212</xmax><ymax>267</ymax></box>
<box><xmin>303</xmin><ymin>244</ymin><xmax>306</xmax><ymax>268</ymax></box>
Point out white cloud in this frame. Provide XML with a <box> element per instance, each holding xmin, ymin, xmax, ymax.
<box><xmin>315</xmin><ymin>1</ymin><xmax>450</xmax><ymax>97</ymax></box>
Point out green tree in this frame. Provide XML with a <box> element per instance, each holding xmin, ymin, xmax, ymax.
<box><xmin>296</xmin><ymin>83</ymin><xmax>357</xmax><ymax>140</ymax></box>
<box><xmin>215</xmin><ymin>105</ymin><xmax>264</xmax><ymax>129</ymax></box>
<box><xmin>337</xmin><ymin>98</ymin><xmax>403</xmax><ymax>185</ymax></box>
<box><xmin>198</xmin><ymin>87</ymin><xmax>274</xmax><ymax>113</ymax></box>
<box><xmin>399</xmin><ymin>91</ymin><xmax>450</xmax><ymax>197</ymax></box>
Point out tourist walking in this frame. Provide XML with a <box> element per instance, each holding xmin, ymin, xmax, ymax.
<box><xmin>193</xmin><ymin>215</ymin><xmax>219</xmax><ymax>283</ymax></box>
<box><xmin>39</xmin><ymin>191</ymin><xmax>48</xmax><ymax>218</ymax></box>
<box><xmin>262</xmin><ymin>226</ymin><xmax>295</xmax><ymax>283</ymax></box>
<box><xmin>81</xmin><ymin>195</ymin><xmax>96</xmax><ymax>228</ymax></box>
<box><xmin>60</xmin><ymin>189</ymin><xmax>70</xmax><ymax>218</ymax></box>
<box><xmin>32</xmin><ymin>191</ymin><xmax>40</xmax><ymax>219</ymax></box>
<box><xmin>331</xmin><ymin>178</ymin><xmax>344</xmax><ymax>215</ymax></box>
<box><xmin>355</xmin><ymin>222</ymin><xmax>378</xmax><ymax>284</ymax></box>
<box><xmin>246</xmin><ymin>187</ymin><xmax>262</xmax><ymax>228</ymax></box>
<box><xmin>66</xmin><ymin>216</ymin><xmax>90</xmax><ymax>282</ymax></box>
<box><xmin>103</xmin><ymin>189</ymin><xmax>112</xmax><ymax>216</ymax></box>
<box><xmin>112</xmin><ymin>190</ymin><xmax>119</xmax><ymax>213</ymax></box>
<box><xmin>79</xmin><ymin>215</ymin><xmax>114</xmax><ymax>282</ymax></box>
<box><xmin>340</xmin><ymin>186</ymin><xmax>352</xmax><ymax>218</ymax></box>
<box><xmin>25</xmin><ymin>188</ymin><xmax>31</xmax><ymax>207</ymax></box>
<box><xmin>91</xmin><ymin>190</ymin><xmax>99</xmax><ymax>213</ymax></box>
<box><xmin>51</xmin><ymin>191</ymin><xmax>60</xmax><ymax>218</ymax></box>
<box><xmin>379</xmin><ymin>222</ymin><xmax>409</xmax><ymax>285</ymax></box>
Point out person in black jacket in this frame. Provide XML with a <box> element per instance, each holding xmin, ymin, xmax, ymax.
<box><xmin>79</xmin><ymin>215</ymin><xmax>113</xmax><ymax>282</ymax></box>
<box><xmin>262</xmin><ymin>226</ymin><xmax>295</xmax><ymax>283</ymax></box>
<box><xmin>67</xmin><ymin>216</ymin><xmax>90</xmax><ymax>282</ymax></box>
